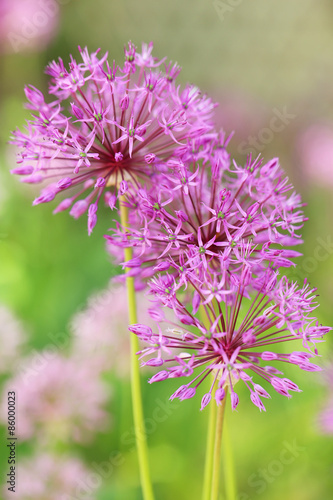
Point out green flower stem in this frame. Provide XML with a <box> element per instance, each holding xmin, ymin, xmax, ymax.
<box><xmin>211</xmin><ymin>387</ymin><xmax>228</xmax><ymax>500</ymax></box>
<box><xmin>202</xmin><ymin>376</ymin><xmax>218</xmax><ymax>500</ymax></box>
<box><xmin>222</xmin><ymin>411</ymin><xmax>237</xmax><ymax>500</ymax></box>
<box><xmin>201</xmin><ymin>304</ymin><xmax>217</xmax><ymax>500</ymax></box>
<box><xmin>120</xmin><ymin>199</ymin><xmax>155</xmax><ymax>500</ymax></box>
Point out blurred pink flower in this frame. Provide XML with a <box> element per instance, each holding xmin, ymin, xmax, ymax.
<box><xmin>70</xmin><ymin>281</ymin><xmax>161</xmax><ymax>376</ymax></box>
<box><xmin>0</xmin><ymin>0</ymin><xmax>60</xmax><ymax>54</ymax></box>
<box><xmin>0</xmin><ymin>304</ymin><xmax>26</xmax><ymax>374</ymax></box>
<box><xmin>318</xmin><ymin>364</ymin><xmax>333</xmax><ymax>434</ymax></box>
<box><xmin>318</xmin><ymin>401</ymin><xmax>333</xmax><ymax>434</ymax></box>
<box><xmin>3</xmin><ymin>451</ymin><xmax>97</xmax><ymax>500</ymax></box>
<box><xmin>2</xmin><ymin>353</ymin><xmax>110</xmax><ymax>443</ymax></box>
<box><xmin>214</xmin><ymin>91</ymin><xmax>267</xmax><ymax>142</ymax></box>
<box><xmin>297</xmin><ymin>124</ymin><xmax>333</xmax><ymax>188</ymax></box>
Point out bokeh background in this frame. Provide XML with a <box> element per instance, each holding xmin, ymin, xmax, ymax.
<box><xmin>0</xmin><ymin>0</ymin><xmax>333</xmax><ymax>499</ymax></box>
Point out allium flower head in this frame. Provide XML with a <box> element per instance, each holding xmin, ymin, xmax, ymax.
<box><xmin>2</xmin><ymin>354</ymin><xmax>110</xmax><ymax>443</ymax></box>
<box><xmin>10</xmin><ymin>42</ymin><xmax>216</xmax><ymax>234</ymax></box>
<box><xmin>107</xmin><ymin>150</ymin><xmax>305</xmax><ymax>289</ymax></box>
<box><xmin>130</xmin><ymin>267</ymin><xmax>330</xmax><ymax>411</ymax></box>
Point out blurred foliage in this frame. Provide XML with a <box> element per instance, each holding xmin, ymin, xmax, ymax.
<box><xmin>0</xmin><ymin>0</ymin><xmax>333</xmax><ymax>499</ymax></box>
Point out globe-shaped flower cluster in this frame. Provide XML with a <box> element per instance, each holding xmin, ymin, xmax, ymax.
<box><xmin>10</xmin><ymin>42</ymin><xmax>330</xmax><ymax>411</ymax></box>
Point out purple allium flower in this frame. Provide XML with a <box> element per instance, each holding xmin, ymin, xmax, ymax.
<box><xmin>107</xmin><ymin>150</ymin><xmax>305</xmax><ymax>288</ymax></box>
<box><xmin>1</xmin><ymin>353</ymin><xmax>110</xmax><ymax>443</ymax></box>
<box><xmin>10</xmin><ymin>42</ymin><xmax>216</xmax><ymax>234</ymax></box>
<box><xmin>3</xmin><ymin>451</ymin><xmax>96</xmax><ymax>500</ymax></box>
<box><xmin>129</xmin><ymin>267</ymin><xmax>330</xmax><ymax>411</ymax></box>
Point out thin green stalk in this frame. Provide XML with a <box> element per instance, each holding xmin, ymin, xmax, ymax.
<box><xmin>201</xmin><ymin>303</ymin><xmax>217</xmax><ymax>500</ymax></box>
<box><xmin>201</xmin><ymin>298</ymin><xmax>237</xmax><ymax>500</ymax></box>
<box><xmin>120</xmin><ymin>199</ymin><xmax>155</xmax><ymax>500</ymax></box>
<box><xmin>211</xmin><ymin>388</ymin><xmax>228</xmax><ymax>500</ymax></box>
<box><xmin>202</xmin><ymin>376</ymin><xmax>218</xmax><ymax>500</ymax></box>
<box><xmin>222</xmin><ymin>412</ymin><xmax>237</xmax><ymax>500</ymax></box>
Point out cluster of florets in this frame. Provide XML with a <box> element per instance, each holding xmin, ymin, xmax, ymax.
<box><xmin>10</xmin><ymin>42</ymin><xmax>215</xmax><ymax>234</ymax></box>
<box><xmin>106</xmin><ymin>147</ymin><xmax>305</xmax><ymax>290</ymax></box>
<box><xmin>10</xmin><ymin>42</ymin><xmax>330</xmax><ymax>412</ymax></box>
<box><xmin>130</xmin><ymin>266</ymin><xmax>329</xmax><ymax>412</ymax></box>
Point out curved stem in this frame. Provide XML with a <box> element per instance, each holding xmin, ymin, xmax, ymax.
<box><xmin>211</xmin><ymin>388</ymin><xmax>228</xmax><ymax>500</ymax></box>
<box><xmin>120</xmin><ymin>199</ymin><xmax>155</xmax><ymax>500</ymax></box>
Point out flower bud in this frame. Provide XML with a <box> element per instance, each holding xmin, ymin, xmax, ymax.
<box><xmin>145</xmin><ymin>153</ymin><xmax>156</xmax><ymax>164</ymax></box>
<box><xmin>200</xmin><ymin>393</ymin><xmax>212</xmax><ymax>411</ymax></box>
<box><xmin>71</xmin><ymin>103</ymin><xmax>84</xmax><ymax>119</ymax></box>
<box><xmin>149</xmin><ymin>371</ymin><xmax>169</xmax><ymax>383</ymax></box>
<box><xmin>53</xmin><ymin>198</ymin><xmax>72</xmax><ymax>214</ymax></box>
<box><xmin>24</xmin><ymin>85</ymin><xmax>44</xmax><ymax>106</ymax></box>
<box><xmin>176</xmin><ymin>210</ymin><xmax>188</xmax><ymax>222</ymax></box>
<box><xmin>11</xmin><ymin>166</ymin><xmax>34</xmax><ymax>175</ymax></box>
<box><xmin>231</xmin><ymin>392</ymin><xmax>239</xmax><ymax>410</ymax></box>
<box><xmin>261</xmin><ymin>351</ymin><xmax>278</xmax><ymax>361</ymax></box>
<box><xmin>128</xmin><ymin>324</ymin><xmax>153</xmax><ymax>337</ymax></box>
<box><xmin>179</xmin><ymin>387</ymin><xmax>196</xmax><ymax>400</ymax></box>
<box><xmin>57</xmin><ymin>177</ymin><xmax>73</xmax><ymax>189</ymax></box>
<box><xmin>215</xmin><ymin>388</ymin><xmax>226</xmax><ymax>405</ymax></box>
<box><xmin>120</xmin><ymin>95</ymin><xmax>129</xmax><ymax>110</ymax></box>
<box><xmin>115</xmin><ymin>152</ymin><xmax>123</xmax><ymax>162</ymax></box>
<box><xmin>250</xmin><ymin>392</ymin><xmax>266</xmax><ymax>411</ymax></box>
<box><xmin>70</xmin><ymin>199</ymin><xmax>89</xmax><ymax>218</ymax></box>
<box><xmin>21</xmin><ymin>173</ymin><xmax>43</xmax><ymax>184</ymax></box>
<box><xmin>119</xmin><ymin>180</ymin><xmax>128</xmax><ymax>195</ymax></box>
<box><xmin>95</xmin><ymin>177</ymin><xmax>106</xmax><ymax>188</ymax></box>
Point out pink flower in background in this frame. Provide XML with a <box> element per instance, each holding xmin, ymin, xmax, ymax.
<box><xmin>2</xmin><ymin>353</ymin><xmax>110</xmax><ymax>443</ymax></box>
<box><xmin>0</xmin><ymin>0</ymin><xmax>60</xmax><ymax>54</ymax></box>
<box><xmin>317</xmin><ymin>364</ymin><xmax>333</xmax><ymax>434</ymax></box>
<box><xmin>318</xmin><ymin>401</ymin><xmax>333</xmax><ymax>434</ymax></box>
<box><xmin>70</xmin><ymin>281</ymin><xmax>164</xmax><ymax>376</ymax></box>
<box><xmin>297</xmin><ymin>124</ymin><xmax>333</xmax><ymax>188</ymax></box>
<box><xmin>0</xmin><ymin>304</ymin><xmax>26</xmax><ymax>374</ymax></box>
<box><xmin>214</xmin><ymin>90</ymin><xmax>267</xmax><ymax>147</ymax></box>
<box><xmin>3</xmin><ymin>452</ymin><xmax>96</xmax><ymax>500</ymax></box>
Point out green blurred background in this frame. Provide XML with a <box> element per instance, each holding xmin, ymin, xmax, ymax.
<box><xmin>0</xmin><ymin>0</ymin><xmax>332</xmax><ymax>499</ymax></box>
